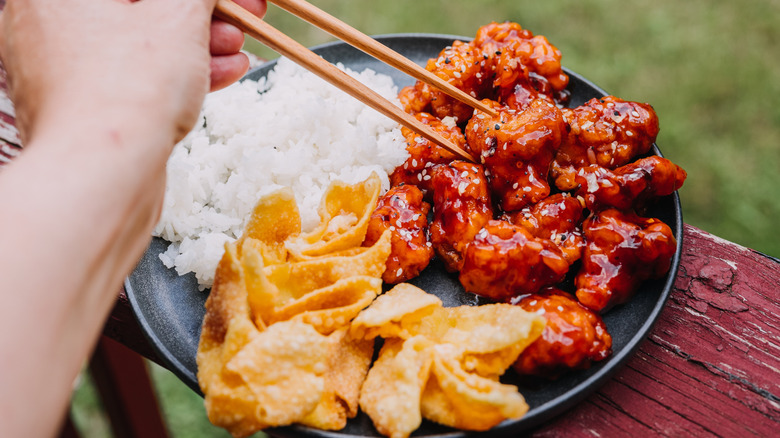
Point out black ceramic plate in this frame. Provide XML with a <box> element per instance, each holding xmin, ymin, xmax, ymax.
<box><xmin>126</xmin><ymin>34</ymin><xmax>683</xmax><ymax>437</ymax></box>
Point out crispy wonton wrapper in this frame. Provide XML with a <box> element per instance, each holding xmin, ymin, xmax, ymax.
<box><xmin>198</xmin><ymin>175</ymin><xmax>389</xmax><ymax>437</ymax></box>
<box><xmin>299</xmin><ymin>327</ymin><xmax>375</xmax><ymax>430</ymax></box>
<box><xmin>420</xmin><ymin>343</ymin><xmax>529</xmax><ymax>431</ymax></box>
<box><xmin>286</xmin><ymin>172</ymin><xmax>381</xmax><ymax>259</ymax></box>
<box><xmin>241</xmin><ymin>188</ymin><xmax>301</xmax><ymax>265</ymax></box>
<box><xmin>356</xmin><ymin>284</ymin><xmax>546</xmax><ymax>437</ymax></box>
<box><xmin>350</xmin><ymin>282</ymin><xmax>442</xmax><ymax>340</ymax></box>
<box><xmin>359</xmin><ymin>336</ymin><xmax>435</xmax><ymax>438</ymax></box>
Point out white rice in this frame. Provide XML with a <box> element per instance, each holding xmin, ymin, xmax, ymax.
<box><xmin>152</xmin><ymin>58</ymin><xmax>408</xmax><ymax>289</ymax></box>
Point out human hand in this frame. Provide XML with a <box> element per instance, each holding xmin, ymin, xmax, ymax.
<box><xmin>0</xmin><ymin>0</ymin><xmax>266</xmax><ymax>147</ymax></box>
<box><xmin>0</xmin><ymin>4</ymin><xmax>262</xmax><ymax>434</ymax></box>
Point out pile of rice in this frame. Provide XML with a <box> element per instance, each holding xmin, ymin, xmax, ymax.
<box><xmin>153</xmin><ymin>58</ymin><xmax>409</xmax><ymax>289</ymax></box>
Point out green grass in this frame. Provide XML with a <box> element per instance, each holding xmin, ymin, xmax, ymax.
<box><xmin>70</xmin><ymin>369</ymin><xmax>112</xmax><ymax>438</ymax></box>
<box><xmin>71</xmin><ymin>0</ymin><xmax>780</xmax><ymax>436</ymax></box>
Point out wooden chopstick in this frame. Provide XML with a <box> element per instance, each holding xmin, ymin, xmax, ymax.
<box><xmin>267</xmin><ymin>0</ymin><xmax>498</xmax><ymax>117</ymax></box>
<box><xmin>214</xmin><ymin>0</ymin><xmax>475</xmax><ymax>162</ymax></box>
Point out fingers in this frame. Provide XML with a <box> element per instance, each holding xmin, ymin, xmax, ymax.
<box><xmin>210</xmin><ymin>20</ymin><xmax>245</xmax><ymax>55</ymax></box>
<box><xmin>208</xmin><ymin>0</ymin><xmax>265</xmax><ymax>90</ymax></box>
<box><xmin>230</xmin><ymin>0</ymin><xmax>267</xmax><ymax>18</ymax></box>
<box><xmin>210</xmin><ymin>0</ymin><xmax>267</xmax><ymax>55</ymax></box>
<box><xmin>210</xmin><ymin>52</ymin><xmax>250</xmax><ymax>91</ymax></box>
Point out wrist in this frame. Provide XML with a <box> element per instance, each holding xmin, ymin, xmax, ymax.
<box><xmin>27</xmin><ymin>99</ymin><xmax>180</xmax><ymax>164</ymax></box>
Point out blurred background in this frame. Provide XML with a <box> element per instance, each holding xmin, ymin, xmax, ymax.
<box><xmin>72</xmin><ymin>0</ymin><xmax>779</xmax><ymax>436</ymax></box>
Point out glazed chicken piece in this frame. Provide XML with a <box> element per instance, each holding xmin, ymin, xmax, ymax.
<box><xmin>459</xmin><ymin>220</ymin><xmax>569</xmax><ymax>301</ymax></box>
<box><xmin>400</xmin><ymin>21</ymin><xmax>570</xmax><ymax>121</ymax></box>
<box><xmin>429</xmin><ymin>161</ymin><xmax>493</xmax><ymax>272</ymax></box>
<box><xmin>389</xmin><ymin>112</ymin><xmax>468</xmax><ymax>195</ymax></box>
<box><xmin>574</xmin><ymin>155</ymin><xmax>687</xmax><ymax>211</ymax></box>
<box><xmin>473</xmin><ymin>22</ymin><xmax>569</xmax><ymax>99</ymax></box>
<box><xmin>553</xmin><ymin>96</ymin><xmax>660</xmax><ymax>191</ymax></box>
<box><xmin>426</xmin><ymin>40</ymin><xmax>490</xmax><ymax>123</ymax></box>
<box><xmin>398</xmin><ymin>81</ymin><xmax>434</xmax><ymax>115</ymax></box>
<box><xmin>364</xmin><ymin>185</ymin><xmax>434</xmax><ymax>284</ymax></box>
<box><xmin>398</xmin><ymin>40</ymin><xmax>488</xmax><ymax>123</ymax></box>
<box><xmin>513</xmin><ymin>288</ymin><xmax>612</xmax><ymax>378</ymax></box>
<box><xmin>502</xmin><ymin>82</ymin><xmax>555</xmax><ymax>112</ymax></box>
<box><xmin>465</xmin><ymin>98</ymin><xmax>566</xmax><ymax>211</ymax></box>
<box><xmin>503</xmin><ymin>193</ymin><xmax>585</xmax><ymax>264</ymax></box>
<box><xmin>576</xmin><ymin>209</ymin><xmax>677</xmax><ymax>312</ymax></box>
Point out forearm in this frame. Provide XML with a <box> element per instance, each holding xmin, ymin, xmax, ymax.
<box><xmin>0</xmin><ymin>115</ymin><xmax>174</xmax><ymax>437</ymax></box>
<box><xmin>0</xmin><ymin>0</ymin><xmax>268</xmax><ymax>433</ymax></box>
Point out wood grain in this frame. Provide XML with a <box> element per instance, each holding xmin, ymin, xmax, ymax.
<box><xmin>532</xmin><ymin>224</ymin><xmax>780</xmax><ymax>436</ymax></box>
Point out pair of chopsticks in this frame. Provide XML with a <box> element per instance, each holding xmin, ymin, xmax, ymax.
<box><xmin>214</xmin><ymin>0</ymin><xmax>485</xmax><ymax>162</ymax></box>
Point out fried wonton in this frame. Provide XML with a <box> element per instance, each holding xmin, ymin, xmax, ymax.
<box><xmin>421</xmin><ymin>344</ymin><xmax>529</xmax><ymax>431</ymax></box>
<box><xmin>299</xmin><ymin>327</ymin><xmax>375</xmax><ymax>430</ymax></box>
<box><xmin>286</xmin><ymin>172</ymin><xmax>381</xmax><ymax>259</ymax></box>
<box><xmin>198</xmin><ymin>175</ymin><xmax>389</xmax><ymax>437</ymax></box>
<box><xmin>350</xmin><ymin>282</ymin><xmax>443</xmax><ymax>340</ymax></box>
<box><xmin>359</xmin><ymin>336</ymin><xmax>435</xmax><ymax>438</ymax></box>
<box><xmin>355</xmin><ymin>284</ymin><xmax>546</xmax><ymax>437</ymax></box>
<box><xmin>241</xmin><ymin>188</ymin><xmax>301</xmax><ymax>266</ymax></box>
